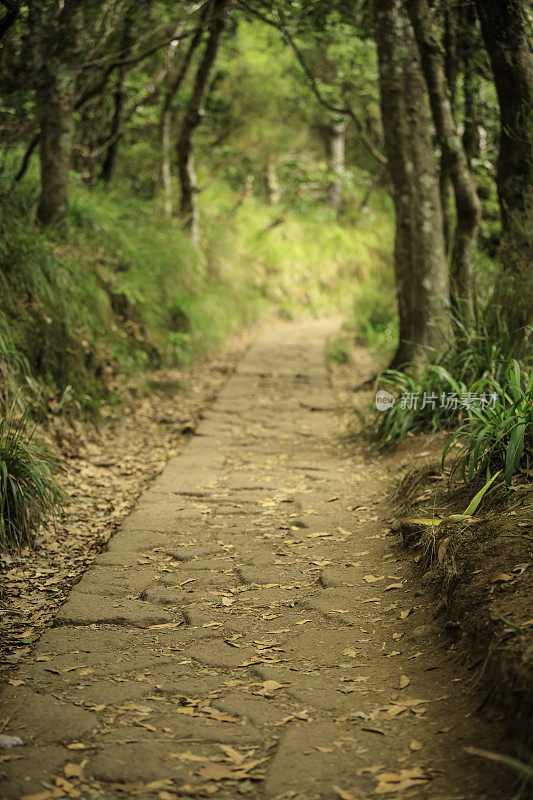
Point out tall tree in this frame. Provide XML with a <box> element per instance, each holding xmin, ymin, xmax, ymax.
<box><xmin>405</xmin><ymin>0</ymin><xmax>481</xmax><ymax>321</ymax></box>
<box><xmin>460</xmin><ymin>2</ymin><xmax>482</xmax><ymax>167</ymax></box>
<box><xmin>100</xmin><ymin>8</ymin><xmax>134</xmax><ymax>184</ymax></box>
<box><xmin>474</xmin><ymin>0</ymin><xmax>533</xmax><ymax>329</ymax></box>
<box><xmin>375</xmin><ymin>0</ymin><xmax>450</xmax><ymax>367</ymax></box>
<box><xmin>328</xmin><ymin>116</ymin><xmax>345</xmax><ymax>211</ymax></box>
<box><xmin>31</xmin><ymin>0</ymin><xmax>84</xmax><ymax>226</ymax></box>
<box><xmin>160</xmin><ymin>9</ymin><xmax>206</xmax><ymax>217</ymax></box>
<box><xmin>176</xmin><ymin>0</ymin><xmax>232</xmax><ymax>242</ymax></box>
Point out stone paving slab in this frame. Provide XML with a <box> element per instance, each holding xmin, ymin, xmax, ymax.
<box><xmin>0</xmin><ymin>320</ymin><xmax>511</xmax><ymax>800</ymax></box>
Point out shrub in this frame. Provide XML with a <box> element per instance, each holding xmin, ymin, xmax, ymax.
<box><xmin>442</xmin><ymin>360</ymin><xmax>532</xmax><ymax>485</ymax></box>
<box><xmin>0</xmin><ymin>408</ymin><xmax>64</xmax><ymax>550</ymax></box>
<box><xmin>328</xmin><ymin>336</ymin><xmax>352</xmax><ymax>365</ymax></box>
<box><xmin>372</xmin><ymin>310</ymin><xmax>531</xmax><ymax>452</ymax></box>
<box><xmin>373</xmin><ymin>365</ymin><xmax>473</xmax><ymax>449</ymax></box>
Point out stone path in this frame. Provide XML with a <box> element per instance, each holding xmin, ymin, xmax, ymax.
<box><xmin>1</xmin><ymin>320</ymin><xmax>511</xmax><ymax>799</ymax></box>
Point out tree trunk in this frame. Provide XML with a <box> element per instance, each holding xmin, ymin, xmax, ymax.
<box><xmin>100</xmin><ymin>11</ymin><xmax>133</xmax><ymax>184</ymax></box>
<box><xmin>406</xmin><ymin>0</ymin><xmax>481</xmax><ymax>322</ymax></box>
<box><xmin>439</xmin><ymin>157</ymin><xmax>454</xmax><ymax>257</ymax></box>
<box><xmin>328</xmin><ymin>116</ymin><xmax>345</xmax><ymax>211</ymax></box>
<box><xmin>32</xmin><ymin>0</ymin><xmax>84</xmax><ymax>227</ymax></box>
<box><xmin>460</xmin><ymin>4</ymin><xmax>481</xmax><ymax>166</ymax></box>
<box><xmin>176</xmin><ymin>0</ymin><xmax>232</xmax><ymax>242</ymax></box>
<box><xmin>160</xmin><ymin>17</ymin><xmax>205</xmax><ymax>218</ymax></box>
<box><xmin>265</xmin><ymin>158</ymin><xmax>281</xmax><ymax>205</ymax></box>
<box><xmin>474</xmin><ymin>0</ymin><xmax>533</xmax><ymax>329</ymax></box>
<box><xmin>375</xmin><ymin>0</ymin><xmax>450</xmax><ymax>367</ymax></box>
<box><xmin>439</xmin><ymin>5</ymin><xmax>459</xmax><ymax>255</ymax></box>
<box><xmin>161</xmin><ymin>106</ymin><xmax>173</xmax><ymax>217</ymax></box>
<box><xmin>0</xmin><ymin>1</ymin><xmax>19</xmax><ymax>43</ymax></box>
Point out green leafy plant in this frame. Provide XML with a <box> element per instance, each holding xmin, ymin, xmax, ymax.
<box><xmin>0</xmin><ymin>407</ymin><xmax>64</xmax><ymax>550</ymax></box>
<box><xmin>407</xmin><ymin>471</ymin><xmax>502</xmax><ymax>527</ymax></box>
<box><xmin>442</xmin><ymin>361</ymin><xmax>532</xmax><ymax>485</ymax></box>
<box><xmin>439</xmin><ymin>312</ymin><xmax>523</xmax><ymax>385</ymax></box>
<box><xmin>373</xmin><ymin>364</ymin><xmax>470</xmax><ymax>449</ymax></box>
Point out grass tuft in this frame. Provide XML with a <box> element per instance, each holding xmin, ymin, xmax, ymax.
<box><xmin>0</xmin><ymin>406</ymin><xmax>64</xmax><ymax>550</ymax></box>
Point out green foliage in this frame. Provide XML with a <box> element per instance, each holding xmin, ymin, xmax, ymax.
<box><xmin>438</xmin><ymin>312</ymin><xmax>522</xmax><ymax>385</ymax></box>
<box><xmin>199</xmin><ymin>181</ymin><xmax>392</xmax><ymax>320</ymax></box>
<box><xmin>443</xmin><ymin>361</ymin><xmax>532</xmax><ymax>486</ymax></box>
<box><xmin>0</xmin><ymin>171</ymin><xmax>392</xmax><ymax>416</ymax></box>
<box><xmin>372</xmin><ymin>308</ymin><xmax>531</xmax><ymax>451</ymax></box>
<box><xmin>373</xmin><ymin>365</ymin><xmax>471</xmax><ymax>449</ymax></box>
<box><xmin>327</xmin><ymin>336</ymin><xmax>352</xmax><ymax>364</ymax></box>
<box><xmin>0</xmin><ymin>407</ymin><xmax>63</xmax><ymax>550</ymax></box>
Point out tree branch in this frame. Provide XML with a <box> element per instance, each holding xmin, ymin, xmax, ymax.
<box><xmin>237</xmin><ymin>0</ymin><xmax>387</xmax><ymax>164</ymax></box>
<box><xmin>13</xmin><ymin>13</ymin><xmax>211</xmax><ymax>183</ymax></box>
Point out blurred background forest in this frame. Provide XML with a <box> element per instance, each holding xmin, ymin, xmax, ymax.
<box><xmin>0</xmin><ymin>0</ymin><xmax>396</xmax><ymax>418</ymax></box>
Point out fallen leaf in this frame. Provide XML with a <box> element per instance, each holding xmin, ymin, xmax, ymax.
<box><xmin>489</xmin><ymin>572</ymin><xmax>513</xmax><ymax>583</ymax></box>
<box><xmin>374</xmin><ymin>767</ymin><xmax>429</xmax><ymax>794</ymax></box>
<box><xmin>219</xmin><ymin>744</ymin><xmax>246</xmax><ymax>764</ymax></box>
<box><xmin>144</xmin><ymin>779</ymin><xmax>174</xmax><ymax>791</ymax></box>
<box><xmin>409</xmin><ymin>740</ymin><xmax>424</xmax><ymax>751</ymax></box>
<box><xmin>171</xmin><ymin>751</ymin><xmax>209</xmax><ymax>762</ymax></box>
<box><xmin>199</xmin><ymin>761</ymin><xmax>263</xmax><ymax>781</ymax></box>
<box><xmin>364</xmin><ymin>575</ymin><xmax>380</xmax><ymax>583</ymax></box>
<box><xmin>205</xmin><ymin>709</ymin><xmax>238</xmax><ymax>723</ymax></box>
<box><xmin>64</xmin><ymin>761</ymin><xmax>85</xmax><ymax>778</ymax></box>
<box><xmin>399</xmin><ymin>675</ymin><xmax>410</xmax><ymax>689</ymax></box>
<box><xmin>334</xmin><ymin>789</ymin><xmax>362</xmax><ymax>800</ymax></box>
<box><xmin>438</xmin><ymin>536</ymin><xmax>451</xmax><ymax>563</ymax></box>
<box><xmin>384</xmin><ymin>583</ymin><xmax>404</xmax><ymax>591</ymax></box>
<box><xmin>262</xmin><ymin>680</ymin><xmax>283</xmax><ymax>693</ymax></box>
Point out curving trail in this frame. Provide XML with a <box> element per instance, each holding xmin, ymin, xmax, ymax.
<box><xmin>1</xmin><ymin>320</ymin><xmax>510</xmax><ymax>799</ymax></box>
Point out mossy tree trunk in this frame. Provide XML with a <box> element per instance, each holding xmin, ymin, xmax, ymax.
<box><xmin>160</xmin><ymin>13</ymin><xmax>206</xmax><ymax>218</ymax></box>
<box><xmin>176</xmin><ymin>0</ymin><xmax>232</xmax><ymax>243</ymax></box>
<box><xmin>31</xmin><ymin>0</ymin><xmax>84</xmax><ymax>227</ymax></box>
<box><xmin>406</xmin><ymin>0</ymin><xmax>481</xmax><ymax>322</ymax></box>
<box><xmin>375</xmin><ymin>0</ymin><xmax>450</xmax><ymax>368</ymax></box>
<box><xmin>460</xmin><ymin>4</ymin><xmax>482</xmax><ymax>167</ymax></box>
<box><xmin>100</xmin><ymin>10</ymin><xmax>133</xmax><ymax>184</ymax></box>
<box><xmin>328</xmin><ymin>116</ymin><xmax>345</xmax><ymax>212</ymax></box>
<box><xmin>474</xmin><ymin>0</ymin><xmax>533</xmax><ymax>330</ymax></box>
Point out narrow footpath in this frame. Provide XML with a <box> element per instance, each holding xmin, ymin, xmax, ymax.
<box><xmin>1</xmin><ymin>320</ymin><xmax>511</xmax><ymax>800</ymax></box>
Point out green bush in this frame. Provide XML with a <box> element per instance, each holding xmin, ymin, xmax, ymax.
<box><xmin>372</xmin><ymin>310</ymin><xmax>531</xmax><ymax>451</ymax></box>
<box><xmin>0</xmin><ymin>408</ymin><xmax>64</xmax><ymax>550</ymax></box>
<box><xmin>442</xmin><ymin>360</ymin><xmax>532</xmax><ymax>485</ymax></box>
<box><xmin>373</xmin><ymin>364</ymin><xmax>474</xmax><ymax>449</ymax></box>
<box><xmin>327</xmin><ymin>336</ymin><xmax>352</xmax><ymax>364</ymax></box>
